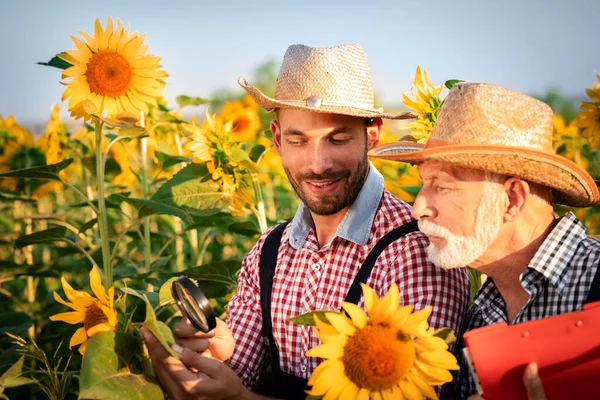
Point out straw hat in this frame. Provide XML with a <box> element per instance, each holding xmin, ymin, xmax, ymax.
<box><xmin>369</xmin><ymin>82</ymin><xmax>599</xmax><ymax>207</ymax></box>
<box><xmin>238</xmin><ymin>44</ymin><xmax>415</xmax><ymax>120</ymax></box>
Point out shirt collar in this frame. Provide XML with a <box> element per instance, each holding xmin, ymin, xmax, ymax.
<box><xmin>283</xmin><ymin>163</ymin><xmax>384</xmax><ymax>249</ymax></box>
<box><xmin>527</xmin><ymin>211</ymin><xmax>587</xmax><ymax>295</ymax></box>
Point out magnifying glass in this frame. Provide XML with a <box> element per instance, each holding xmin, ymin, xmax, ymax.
<box><xmin>171</xmin><ymin>276</ymin><xmax>217</xmax><ymax>333</ymax></box>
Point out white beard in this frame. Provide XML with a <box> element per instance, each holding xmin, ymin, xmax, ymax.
<box><xmin>418</xmin><ymin>183</ymin><xmax>504</xmax><ymax>270</ymax></box>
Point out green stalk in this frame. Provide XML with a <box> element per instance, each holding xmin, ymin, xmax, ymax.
<box><xmin>95</xmin><ymin>120</ymin><xmax>112</xmax><ymax>287</ymax></box>
<box><xmin>140</xmin><ymin>136</ymin><xmax>153</xmax><ymax>286</ymax></box>
<box><xmin>251</xmin><ymin>173</ymin><xmax>268</xmax><ymax>233</ymax></box>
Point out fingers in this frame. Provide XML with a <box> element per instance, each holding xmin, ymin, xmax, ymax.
<box><xmin>173</xmin><ymin>320</ymin><xmax>216</xmax><ymax>339</ymax></box>
<box><xmin>141</xmin><ymin>327</ymin><xmax>186</xmax><ymax>399</ymax></box>
<box><xmin>175</xmin><ymin>336</ymin><xmax>212</xmax><ymax>353</ymax></box>
<box><xmin>523</xmin><ymin>363</ymin><xmax>547</xmax><ymax>400</ymax></box>
<box><xmin>467</xmin><ymin>396</ymin><xmax>485</xmax><ymax>400</ymax></box>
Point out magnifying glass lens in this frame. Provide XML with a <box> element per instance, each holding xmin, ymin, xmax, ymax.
<box><xmin>174</xmin><ymin>281</ymin><xmax>209</xmax><ymax>329</ymax></box>
<box><xmin>171</xmin><ymin>276</ymin><xmax>216</xmax><ymax>333</ymax></box>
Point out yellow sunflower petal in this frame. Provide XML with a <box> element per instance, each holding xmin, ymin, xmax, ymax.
<box><xmin>49</xmin><ymin>311</ymin><xmax>85</xmax><ymax>324</ymax></box>
<box><xmin>69</xmin><ymin>327</ymin><xmax>88</xmax><ymax>348</ymax></box>
<box><xmin>326</xmin><ymin>313</ymin><xmax>356</xmax><ymax>336</ymax></box>
<box><xmin>306</xmin><ymin>340</ymin><xmax>345</xmax><ymax>360</ymax></box>
<box><xmin>399</xmin><ymin>377</ymin><xmax>423</xmax><ymax>400</ymax></box>
<box><xmin>87</xmin><ymin>323</ymin><xmax>114</xmax><ymax>336</ymax></box>
<box><xmin>341</xmin><ymin>302</ymin><xmax>368</xmax><ymax>329</ymax></box>
<box><xmin>89</xmin><ymin>267</ymin><xmax>109</xmax><ymax>304</ymax></box>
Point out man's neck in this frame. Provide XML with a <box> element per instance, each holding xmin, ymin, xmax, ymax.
<box><xmin>310</xmin><ymin>207</ymin><xmax>350</xmax><ymax>248</ymax></box>
<box><xmin>472</xmin><ymin>213</ymin><xmax>556</xmax><ymax>322</ymax></box>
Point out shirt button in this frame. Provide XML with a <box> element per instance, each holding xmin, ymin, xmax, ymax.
<box><xmin>300</xmin><ymin>364</ymin><xmax>307</xmax><ymax>373</ymax></box>
<box><xmin>311</xmin><ymin>263</ymin><xmax>321</xmax><ymax>271</ymax></box>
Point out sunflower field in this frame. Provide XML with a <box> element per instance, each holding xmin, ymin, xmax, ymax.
<box><xmin>1</xmin><ymin>16</ymin><xmax>599</xmax><ymax>400</ymax></box>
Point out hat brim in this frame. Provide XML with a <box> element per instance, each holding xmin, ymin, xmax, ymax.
<box><xmin>238</xmin><ymin>77</ymin><xmax>416</xmax><ymax>120</ymax></box>
<box><xmin>369</xmin><ymin>141</ymin><xmax>599</xmax><ymax>208</ymax></box>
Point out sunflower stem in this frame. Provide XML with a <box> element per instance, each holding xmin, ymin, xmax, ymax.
<box><xmin>95</xmin><ymin>120</ymin><xmax>113</xmax><ymax>287</ymax></box>
<box><xmin>140</xmin><ymin>116</ymin><xmax>153</xmax><ymax>291</ymax></box>
<box><xmin>251</xmin><ymin>173</ymin><xmax>268</xmax><ymax>233</ymax></box>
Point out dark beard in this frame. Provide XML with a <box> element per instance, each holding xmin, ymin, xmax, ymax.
<box><xmin>284</xmin><ymin>153</ymin><xmax>370</xmax><ymax>216</ymax></box>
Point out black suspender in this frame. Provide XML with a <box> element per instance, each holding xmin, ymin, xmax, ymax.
<box><xmin>585</xmin><ymin>262</ymin><xmax>600</xmax><ymax>304</ymax></box>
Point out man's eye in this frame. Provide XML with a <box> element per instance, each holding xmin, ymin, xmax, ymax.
<box><xmin>435</xmin><ymin>185</ymin><xmax>451</xmax><ymax>193</ymax></box>
<box><xmin>287</xmin><ymin>140</ymin><xmax>305</xmax><ymax>146</ymax></box>
<box><xmin>330</xmin><ymin>138</ymin><xmax>351</xmax><ymax>144</ymax></box>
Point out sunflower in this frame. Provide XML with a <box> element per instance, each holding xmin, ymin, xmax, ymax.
<box><xmin>60</xmin><ymin>17</ymin><xmax>166</xmax><ymax>122</ymax></box>
<box><xmin>577</xmin><ymin>74</ymin><xmax>600</xmax><ymax>149</ymax></box>
<box><xmin>220</xmin><ymin>96</ymin><xmax>261</xmax><ymax>143</ymax></box>
<box><xmin>50</xmin><ymin>267</ymin><xmax>117</xmax><ymax>355</ymax></box>
<box><xmin>306</xmin><ymin>283</ymin><xmax>458</xmax><ymax>400</ymax></box>
<box><xmin>400</xmin><ymin>67</ymin><xmax>444</xmax><ymax>144</ymax></box>
<box><xmin>553</xmin><ymin>114</ymin><xmax>587</xmax><ymax>170</ymax></box>
<box><xmin>0</xmin><ymin>115</ymin><xmax>36</xmax><ymax>191</ymax></box>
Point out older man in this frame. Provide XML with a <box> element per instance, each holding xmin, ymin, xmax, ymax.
<box><xmin>370</xmin><ymin>82</ymin><xmax>600</xmax><ymax>399</ymax></box>
<box><xmin>143</xmin><ymin>44</ymin><xmax>470</xmax><ymax>400</ymax></box>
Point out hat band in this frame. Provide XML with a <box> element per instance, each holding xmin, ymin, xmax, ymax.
<box><xmin>280</xmin><ymin>99</ymin><xmax>383</xmax><ymax>113</ymax></box>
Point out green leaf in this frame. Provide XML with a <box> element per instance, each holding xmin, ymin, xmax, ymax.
<box><xmin>444</xmin><ymin>79</ymin><xmax>464</xmax><ymax>90</ymax></box>
<box><xmin>118</xmin><ymin>126</ymin><xmax>148</xmax><ymax>139</ymax></box>
<box><xmin>175</xmin><ymin>260</ymin><xmax>241</xmax><ymax>288</ymax></box>
<box><xmin>175</xmin><ymin>95</ymin><xmax>211</xmax><ymax>109</ymax></box>
<box><xmin>15</xmin><ymin>226</ymin><xmax>67</xmax><ymax>248</ymax></box>
<box><xmin>113</xmin><ymin>266</ymin><xmax>139</xmax><ymax>281</ymax></box>
<box><xmin>150</xmin><ymin>256</ymin><xmax>172</xmax><ymax>271</ymax></box>
<box><xmin>228</xmin><ymin>221</ymin><xmax>261</xmax><ymax>237</ymax></box>
<box><xmin>248</xmin><ymin>144</ymin><xmax>266</xmax><ymax>163</ymax></box>
<box><xmin>399</xmin><ymin>185</ymin><xmax>422</xmax><ymax>197</ymax></box>
<box><xmin>0</xmin><ymin>312</ymin><xmax>34</xmax><ymax>334</ymax></box>
<box><xmin>158</xmin><ymin>277</ymin><xmax>177</xmax><ymax>305</ymax></box>
<box><xmin>150</xmin><ymin>164</ymin><xmax>229</xmax><ymax>215</ymax></box>
<box><xmin>433</xmin><ymin>328</ymin><xmax>456</xmax><ymax>344</ymax></box>
<box><xmin>79</xmin><ymin>218</ymin><xmax>98</xmax><ymax>234</ymax></box>
<box><xmin>142</xmin><ymin>295</ymin><xmax>180</xmax><ymax>358</ymax></box>
<box><xmin>0</xmin><ymin>159</ymin><xmax>73</xmax><ymax>181</ymax></box>
<box><xmin>37</xmin><ymin>53</ymin><xmax>73</xmax><ymax>70</ymax></box>
<box><xmin>158</xmin><ymin>113</ymin><xmax>184</xmax><ymax>124</ymax></box>
<box><xmin>120</xmin><ymin>288</ymin><xmax>160</xmax><ymax>309</ymax></box>
<box><xmin>112</xmin><ymin>194</ymin><xmax>193</xmax><ymax>224</ymax></box>
<box><xmin>288</xmin><ymin>311</ymin><xmax>338</xmax><ymax>326</ymax></box>
<box><xmin>154</xmin><ymin>151</ymin><xmax>191</xmax><ymax>169</ymax></box>
<box><xmin>0</xmin><ymin>189</ymin><xmax>36</xmax><ymax>203</ymax></box>
<box><xmin>186</xmin><ymin>213</ymin><xmax>237</xmax><ymax>231</ymax></box>
<box><xmin>79</xmin><ymin>331</ymin><xmax>164</xmax><ymax>400</ymax></box>
<box><xmin>0</xmin><ymin>357</ymin><xmax>36</xmax><ymax>390</ymax></box>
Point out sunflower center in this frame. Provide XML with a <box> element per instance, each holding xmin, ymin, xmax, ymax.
<box><xmin>84</xmin><ymin>302</ymin><xmax>109</xmax><ymax>331</ymax></box>
<box><xmin>86</xmin><ymin>51</ymin><xmax>133</xmax><ymax>98</ymax></box>
<box><xmin>232</xmin><ymin>115</ymin><xmax>251</xmax><ymax>135</ymax></box>
<box><xmin>342</xmin><ymin>325</ymin><xmax>416</xmax><ymax>391</ymax></box>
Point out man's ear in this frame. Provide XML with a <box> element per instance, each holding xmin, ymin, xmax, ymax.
<box><xmin>270</xmin><ymin>119</ymin><xmax>282</xmax><ymax>156</ymax></box>
<box><xmin>366</xmin><ymin>119</ymin><xmax>383</xmax><ymax>150</ymax></box>
<box><xmin>503</xmin><ymin>178</ymin><xmax>529</xmax><ymax>222</ymax></box>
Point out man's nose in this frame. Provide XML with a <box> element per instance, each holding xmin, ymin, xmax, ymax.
<box><xmin>306</xmin><ymin>145</ymin><xmax>334</xmax><ymax>175</ymax></box>
<box><xmin>411</xmin><ymin>191</ymin><xmax>435</xmax><ymax>220</ymax></box>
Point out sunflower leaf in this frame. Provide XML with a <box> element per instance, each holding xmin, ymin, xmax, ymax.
<box><xmin>154</xmin><ymin>151</ymin><xmax>192</xmax><ymax>169</ymax></box>
<box><xmin>15</xmin><ymin>226</ymin><xmax>67</xmax><ymax>248</ymax></box>
<box><xmin>158</xmin><ymin>277</ymin><xmax>177</xmax><ymax>305</ymax></box>
<box><xmin>248</xmin><ymin>144</ymin><xmax>267</xmax><ymax>163</ymax></box>
<box><xmin>0</xmin><ymin>356</ymin><xmax>36</xmax><ymax>390</ymax></box>
<box><xmin>0</xmin><ymin>189</ymin><xmax>36</xmax><ymax>203</ymax></box>
<box><xmin>120</xmin><ymin>288</ymin><xmax>160</xmax><ymax>308</ymax></box>
<box><xmin>118</xmin><ymin>126</ymin><xmax>148</xmax><ymax>139</ymax></box>
<box><xmin>176</xmin><ymin>95</ymin><xmax>211</xmax><ymax>109</ymax></box>
<box><xmin>79</xmin><ymin>331</ymin><xmax>164</xmax><ymax>399</ymax></box>
<box><xmin>0</xmin><ymin>312</ymin><xmax>34</xmax><ymax>335</ymax></box>
<box><xmin>79</xmin><ymin>218</ymin><xmax>98</xmax><ymax>234</ymax></box>
<box><xmin>37</xmin><ymin>53</ymin><xmax>73</xmax><ymax>70</ymax></box>
<box><xmin>111</xmin><ymin>194</ymin><xmax>193</xmax><ymax>224</ymax></box>
<box><xmin>228</xmin><ymin>221</ymin><xmax>261</xmax><ymax>237</ymax></box>
<box><xmin>288</xmin><ymin>311</ymin><xmax>338</xmax><ymax>326</ymax></box>
<box><xmin>433</xmin><ymin>328</ymin><xmax>456</xmax><ymax>344</ymax></box>
<box><xmin>0</xmin><ymin>159</ymin><xmax>73</xmax><ymax>181</ymax></box>
<box><xmin>444</xmin><ymin>79</ymin><xmax>464</xmax><ymax>90</ymax></box>
<box><xmin>142</xmin><ymin>295</ymin><xmax>180</xmax><ymax>359</ymax></box>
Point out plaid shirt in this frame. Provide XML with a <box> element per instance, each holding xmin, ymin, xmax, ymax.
<box><xmin>449</xmin><ymin>212</ymin><xmax>600</xmax><ymax>399</ymax></box>
<box><xmin>227</xmin><ymin>166</ymin><xmax>470</xmax><ymax>388</ymax></box>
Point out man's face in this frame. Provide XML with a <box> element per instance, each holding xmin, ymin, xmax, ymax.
<box><xmin>271</xmin><ymin>109</ymin><xmax>379</xmax><ymax>216</ymax></box>
<box><xmin>412</xmin><ymin>162</ymin><xmax>505</xmax><ymax>269</ymax></box>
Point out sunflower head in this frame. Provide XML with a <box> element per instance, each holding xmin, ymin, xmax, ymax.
<box><xmin>220</xmin><ymin>97</ymin><xmax>261</xmax><ymax>143</ymax></box>
<box><xmin>49</xmin><ymin>267</ymin><xmax>117</xmax><ymax>355</ymax></box>
<box><xmin>577</xmin><ymin>74</ymin><xmax>600</xmax><ymax>149</ymax></box>
<box><xmin>399</xmin><ymin>66</ymin><xmax>444</xmax><ymax>144</ymax></box>
<box><xmin>59</xmin><ymin>17</ymin><xmax>167</xmax><ymax>122</ymax></box>
<box><xmin>306</xmin><ymin>283</ymin><xmax>458</xmax><ymax>400</ymax></box>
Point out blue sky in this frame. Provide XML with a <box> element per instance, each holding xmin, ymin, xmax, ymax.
<box><xmin>1</xmin><ymin>0</ymin><xmax>599</xmax><ymax>124</ymax></box>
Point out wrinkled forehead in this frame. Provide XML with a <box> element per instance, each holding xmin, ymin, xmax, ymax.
<box><xmin>419</xmin><ymin>161</ymin><xmax>487</xmax><ymax>183</ymax></box>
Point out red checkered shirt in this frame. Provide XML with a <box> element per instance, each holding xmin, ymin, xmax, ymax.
<box><xmin>227</xmin><ymin>168</ymin><xmax>470</xmax><ymax>388</ymax></box>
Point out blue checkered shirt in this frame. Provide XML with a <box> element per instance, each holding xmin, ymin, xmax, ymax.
<box><xmin>445</xmin><ymin>212</ymin><xmax>600</xmax><ymax>399</ymax></box>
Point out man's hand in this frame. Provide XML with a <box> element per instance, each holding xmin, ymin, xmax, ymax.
<box><xmin>467</xmin><ymin>362</ymin><xmax>547</xmax><ymax>400</ymax></box>
<box><xmin>173</xmin><ymin>317</ymin><xmax>234</xmax><ymax>361</ymax></box>
<box><xmin>141</xmin><ymin>326</ymin><xmax>248</xmax><ymax>400</ymax></box>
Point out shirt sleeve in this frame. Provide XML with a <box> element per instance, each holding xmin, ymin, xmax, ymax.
<box><xmin>226</xmin><ymin>235</ymin><xmax>268</xmax><ymax>388</ymax></box>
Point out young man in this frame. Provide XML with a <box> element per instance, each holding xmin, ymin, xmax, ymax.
<box><xmin>143</xmin><ymin>44</ymin><xmax>470</xmax><ymax>400</ymax></box>
<box><xmin>370</xmin><ymin>82</ymin><xmax>600</xmax><ymax>399</ymax></box>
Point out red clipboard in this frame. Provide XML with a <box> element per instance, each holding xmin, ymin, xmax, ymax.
<box><xmin>463</xmin><ymin>301</ymin><xmax>600</xmax><ymax>400</ymax></box>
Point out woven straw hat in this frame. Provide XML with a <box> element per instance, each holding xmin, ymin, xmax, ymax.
<box><xmin>238</xmin><ymin>44</ymin><xmax>415</xmax><ymax>120</ymax></box>
<box><xmin>369</xmin><ymin>82</ymin><xmax>599</xmax><ymax>207</ymax></box>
